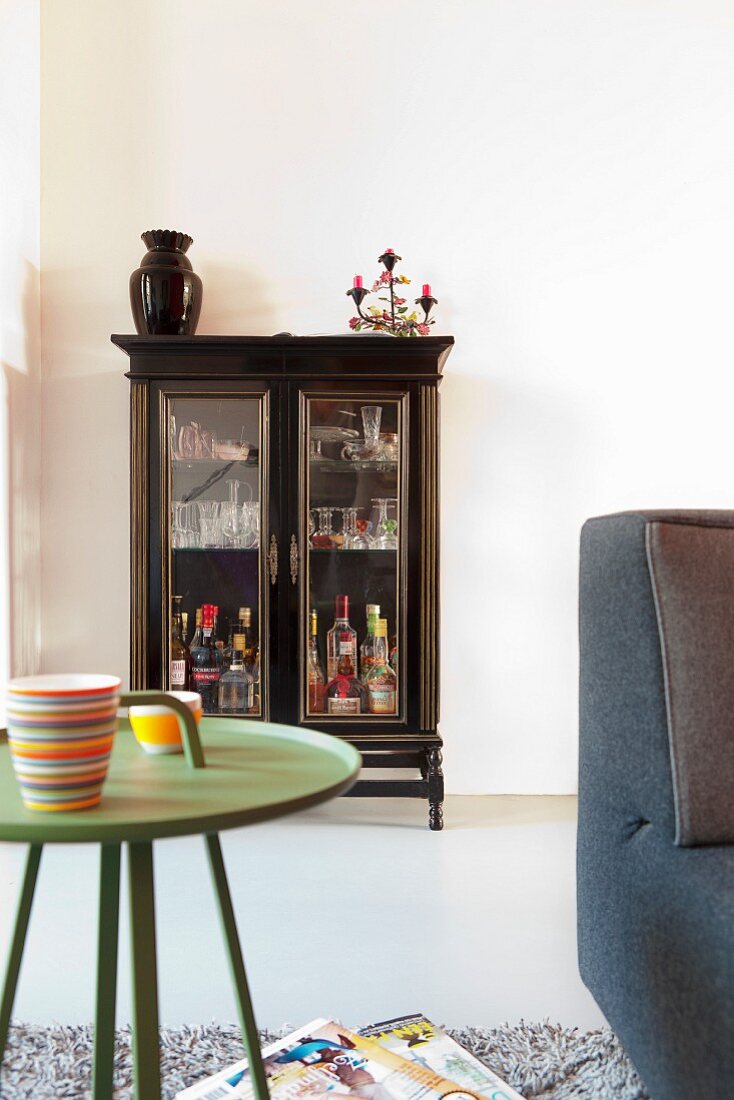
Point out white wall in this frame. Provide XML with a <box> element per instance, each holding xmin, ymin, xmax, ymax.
<box><xmin>39</xmin><ymin>0</ymin><xmax>734</xmax><ymax>792</ymax></box>
<box><xmin>0</xmin><ymin>1</ymin><xmax>41</xmax><ymax>706</ymax></box>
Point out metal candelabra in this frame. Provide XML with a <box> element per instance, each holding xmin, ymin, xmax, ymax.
<box><xmin>346</xmin><ymin>249</ymin><xmax>438</xmax><ymax>336</ymax></box>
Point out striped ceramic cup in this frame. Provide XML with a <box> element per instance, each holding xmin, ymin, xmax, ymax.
<box><xmin>6</xmin><ymin>674</ymin><xmax>122</xmax><ymax>812</ymax></box>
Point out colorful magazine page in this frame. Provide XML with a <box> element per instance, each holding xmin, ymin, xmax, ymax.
<box><xmin>176</xmin><ymin>1019</ymin><xmax>331</xmax><ymax>1100</ymax></box>
<box><xmin>359</xmin><ymin>1014</ymin><xmax>525</xmax><ymax>1100</ymax></box>
<box><xmin>176</xmin><ymin>1017</ymin><xmax>492</xmax><ymax>1100</ymax></box>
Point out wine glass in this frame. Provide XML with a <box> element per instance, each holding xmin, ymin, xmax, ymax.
<box><xmin>345</xmin><ymin>507</ymin><xmax>371</xmax><ymax>550</ymax></box>
<box><xmin>355</xmin><ymin>515</ymin><xmax>373</xmax><ymax>547</ymax></box>
<box><xmin>331</xmin><ymin>507</ymin><xmax>348</xmax><ymax>549</ymax></box>
<box><xmin>311</xmin><ymin>507</ymin><xmax>334</xmax><ymax>549</ymax></box>
<box><xmin>377</xmin><ymin>518</ymin><xmax>398</xmax><ymax>550</ymax></box>
<box><xmin>370</xmin><ymin>498</ymin><xmax>398</xmax><ymax>550</ymax></box>
<box><xmin>309</xmin><ymin>437</ymin><xmax>323</xmax><ymax>461</ymax></box>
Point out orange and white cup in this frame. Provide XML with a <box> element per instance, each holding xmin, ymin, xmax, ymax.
<box><xmin>128</xmin><ymin>691</ymin><xmax>202</xmax><ymax>755</ymax></box>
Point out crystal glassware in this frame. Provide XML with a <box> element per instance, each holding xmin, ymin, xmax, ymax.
<box><xmin>370</xmin><ymin>498</ymin><xmax>398</xmax><ymax>550</ymax></box>
<box><xmin>240</xmin><ymin>501</ymin><xmax>259</xmax><ymax>549</ymax></box>
<box><xmin>331</xmin><ymin>507</ymin><xmax>348</xmax><ymax>550</ymax></box>
<box><xmin>376</xmin><ymin>518</ymin><xmax>398</xmax><ymax>550</ymax></box>
<box><xmin>355</xmin><ymin>516</ymin><xmax>372</xmax><ymax>546</ymax></box>
<box><xmin>361</xmin><ymin>405</ymin><xmax>382</xmax><ymax>452</ymax></box>
<box><xmin>220</xmin><ymin>480</ymin><xmax>244</xmax><ymax>547</ymax></box>
<box><xmin>197</xmin><ymin>501</ymin><xmax>221</xmax><ymax>548</ymax></box>
<box><xmin>183</xmin><ymin>502</ymin><xmax>200</xmax><ymax>547</ymax></box>
<box><xmin>311</xmin><ymin>507</ymin><xmax>335</xmax><ymax>549</ymax></box>
<box><xmin>344</xmin><ymin>507</ymin><xmax>371</xmax><ymax>550</ymax></box>
<box><xmin>172</xmin><ymin>501</ymin><xmax>188</xmax><ymax>549</ymax></box>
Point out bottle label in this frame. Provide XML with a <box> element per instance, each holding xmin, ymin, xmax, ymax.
<box><xmin>191</xmin><ymin>669</ymin><xmax>221</xmax><ymax>685</ymax></box>
<box><xmin>170</xmin><ymin>660</ymin><xmax>187</xmax><ymax>688</ymax></box>
<box><xmin>339</xmin><ymin>639</ymin><xmax>355</xmax><ymax>656</ymax></box>
<box><xmin>368</xmin><ymin>686</ymin><xmax>397</xmax><ymax>714</ymax></box>
<box><xmin>327</xmin><ymin>697</ymin><xmax>361</xmax><ymax>715</ymax></box>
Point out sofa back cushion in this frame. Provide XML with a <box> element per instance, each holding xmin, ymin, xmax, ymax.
<box><xmin>647</xmin><ymin>520</ymin><xmax>734</xmax><ymax>845</ymax></box>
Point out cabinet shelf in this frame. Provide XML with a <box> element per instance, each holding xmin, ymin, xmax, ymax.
<box><xmin>172</xmin><ymin>457</ymin><xmax>259</xmax><ymax>470</ymax></box>
<box><xmin>172</xmin><ymin>547</ymin><xmax>260</xmax><ymax>554</ymax></box>
<box><xmin>310</xmin><ymin>459</ymin><xmax>397</xmax><ymax>475</ymax></box>
<box><xmin>308</xmin><ymin>548</ymin><xmax>396</xmax><ymax>554</ymax></box>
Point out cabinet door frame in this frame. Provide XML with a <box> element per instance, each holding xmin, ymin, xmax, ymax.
<box><xmin>284</xmin><ymin>379</ymin><xmax>427</xmax><ymax>735</ymax></box>
<box><xmin>137</xmin><ymin>378</ymin><xmax>283</xmax><ymax>717</ymax></box>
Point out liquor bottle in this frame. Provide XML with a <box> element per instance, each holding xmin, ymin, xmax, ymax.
<box><xmin>218</xmin><ymin>638</ymin><xmax>253</xmax><ymax>714</ymax></box>
<box><xmin>326</xmin><ymin>647</ymin><xmax>367</xmax><ymax>714</ymax></box>
<box><xmin>170</xmin><ymin>596</ymin><xmax>189</xmax><ymax>690</ymax></box>
<box><xmin>326</xmin><ymin>595</ymin><xmax>357</xmax><ymax>681</ymax></box>
<box><xmin>189</xmin><ymin>608</ymin><xmax>203</xmax><ymax>653</ymax></box>
<box><xmin>249</xmin><ymin>648</ymin><xmax>261</xmax><ymax>715</ymax></box>
<box><xmin>213</xmin><ymin>606</ymin><xmax>224</xmax><ymax>653</ymax></box>
<box><xmin>326</xmin><ymin>596</ymin><xmax>367</xmax><ymax>715</ymax></box>
<box><xmin>359</xmin><ymin>603</ymin><xmax>380</xmax><ymax>681</ymax></box>
<box><xmin>190</xmin><ymin>603</ymin><xmax>223</xmax><ymax>713</ymax></box>
<box><xmin>238</xmin><ymin>606</ymin><xmax>258</xmax><ymax>670</ymax></box>
<box><xmin>307</xmin><ymin>608</ymin><xmax>326</xmax><ymax>713</ymax></box>
<box><xmin>365</xmin><ymin>618</ymin><xmax>398</xmax><ymax>715</ymax></box>
<box><xmin>238</xmin><ymin>607</ymin><xmax>260</xmax><ymax>712</ymax></box>
<box><xmin>222</xmin><ymin>618</ymin><xmax>235</xmax><ymax>671</ymax></box>
<box><xmin>389</xmin><ymin>635</ymin><xmax>398</xmax><ymax>675</ymax></box>
<box><xmin>181</xmin><ymin>610</ymin><xmax>189</xmax><ymax>644</ymax></box>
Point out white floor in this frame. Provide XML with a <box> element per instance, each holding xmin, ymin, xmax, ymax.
<box><xmin>0</xmin><ymin>795</ymin><xmax>606</xmax><ymax>1031</ymax></box>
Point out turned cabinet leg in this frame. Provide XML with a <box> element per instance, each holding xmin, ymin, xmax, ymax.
<box><xmin>426</xmin><ymin>748</ymin><xmax>444</xmax><ymax>831</ymax></box>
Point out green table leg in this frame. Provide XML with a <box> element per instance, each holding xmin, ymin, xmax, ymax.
<box><xmin>205</xmin><ymin>834</ymin><xmax>269</xmax><ymax>1100</ymax></box>
<box><xmin>0</xmin><ymin>843</ymin><xmax>42</xmax><ymax>1069</ymax></box>
<box><xmin>128</xmin><ymin>842</ymin><xmax>160</xmax><ymax>1100</ymax></box>
<box><xmin>93</xmin><ymin>843</ymin><xmax>121</xmax><ymax>1100</ymax></box>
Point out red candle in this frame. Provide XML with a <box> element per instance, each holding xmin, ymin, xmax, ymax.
<box><xmin>422</xmin><ymin>283</ymin><xmax>432</xmax><ymax>297</ymax></box>
<box><xmin>353</xmin><ymin>275</ymin><xmax>363</xmax><ymax>289</ymax></box>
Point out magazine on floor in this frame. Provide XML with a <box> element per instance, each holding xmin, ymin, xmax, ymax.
<box><xmin>176</xmin><ymin>1015</ymin><xmax>524</xmax><ymax>1100</ymax></box>
<box><xmin>360</xmin><ymin>1014</ymin><xmax>524</xmax><ymax>1100</ymax></box>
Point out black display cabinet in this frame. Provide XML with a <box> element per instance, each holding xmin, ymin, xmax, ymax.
<box><xmin>113</xmin><ymin>334</ymin><xmax>453</xmax><ymax>828</ymax></box>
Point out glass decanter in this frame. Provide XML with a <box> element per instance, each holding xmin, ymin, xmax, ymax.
<box><xmin>220</xmin><ymin>479</ymin><xmax>244</xmax><ymax>548</ymax></box>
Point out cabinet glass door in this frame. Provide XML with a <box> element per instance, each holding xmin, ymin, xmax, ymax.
<box><xmin>164</xmin><ymin>394</ymin><xmax>266</xmax><ymax>717</ymax></box>
<box><xmin>302</xmin><ymin>393</ymin><xmax>405</xmax><ymax>722</ymax></box>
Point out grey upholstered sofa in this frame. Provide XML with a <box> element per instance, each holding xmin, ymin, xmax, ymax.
<box><xmin>578</xmin><ymin>510</ymin><xmax>734</xmax><ymax>1099</ymax></box>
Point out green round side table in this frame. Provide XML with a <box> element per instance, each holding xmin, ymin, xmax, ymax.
<box><xmin>0</xmin><ymin>694</ymin><xmax>360</xmax><ymax>1100</ymax></box>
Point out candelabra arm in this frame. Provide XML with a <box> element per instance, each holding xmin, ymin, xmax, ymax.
<box><xmin>416</xmin><ymin>294</ymin><xmax>438</xmax><ymax>323</ymax></box>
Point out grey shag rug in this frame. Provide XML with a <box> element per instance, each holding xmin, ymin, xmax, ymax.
<box><xmin>0</xmin><ymin>1021</ymin><xmax>649</xmax><ymax>1099</ymax></box>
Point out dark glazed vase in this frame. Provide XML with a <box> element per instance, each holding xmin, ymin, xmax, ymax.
<box><xmin>129</xmin><ymin>229</ymin><xmax>203</xmax><ymax>335</ymax></box>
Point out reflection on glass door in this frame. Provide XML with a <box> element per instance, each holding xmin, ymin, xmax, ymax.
<box><xmin>304</xmin><ymin>396</ymin><xmax>403</xmax><ymax>720</ymax></box>
<box><xmin>166</xmin><ymin>395</ymin><xmax>264</xmax><ymax>717</ymax></box>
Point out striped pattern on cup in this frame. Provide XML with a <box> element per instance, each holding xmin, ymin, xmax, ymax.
<box><xmin>6</xmin><ymin>674</ymin><xmax>121</xmax><ymax>812</ymax></box>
